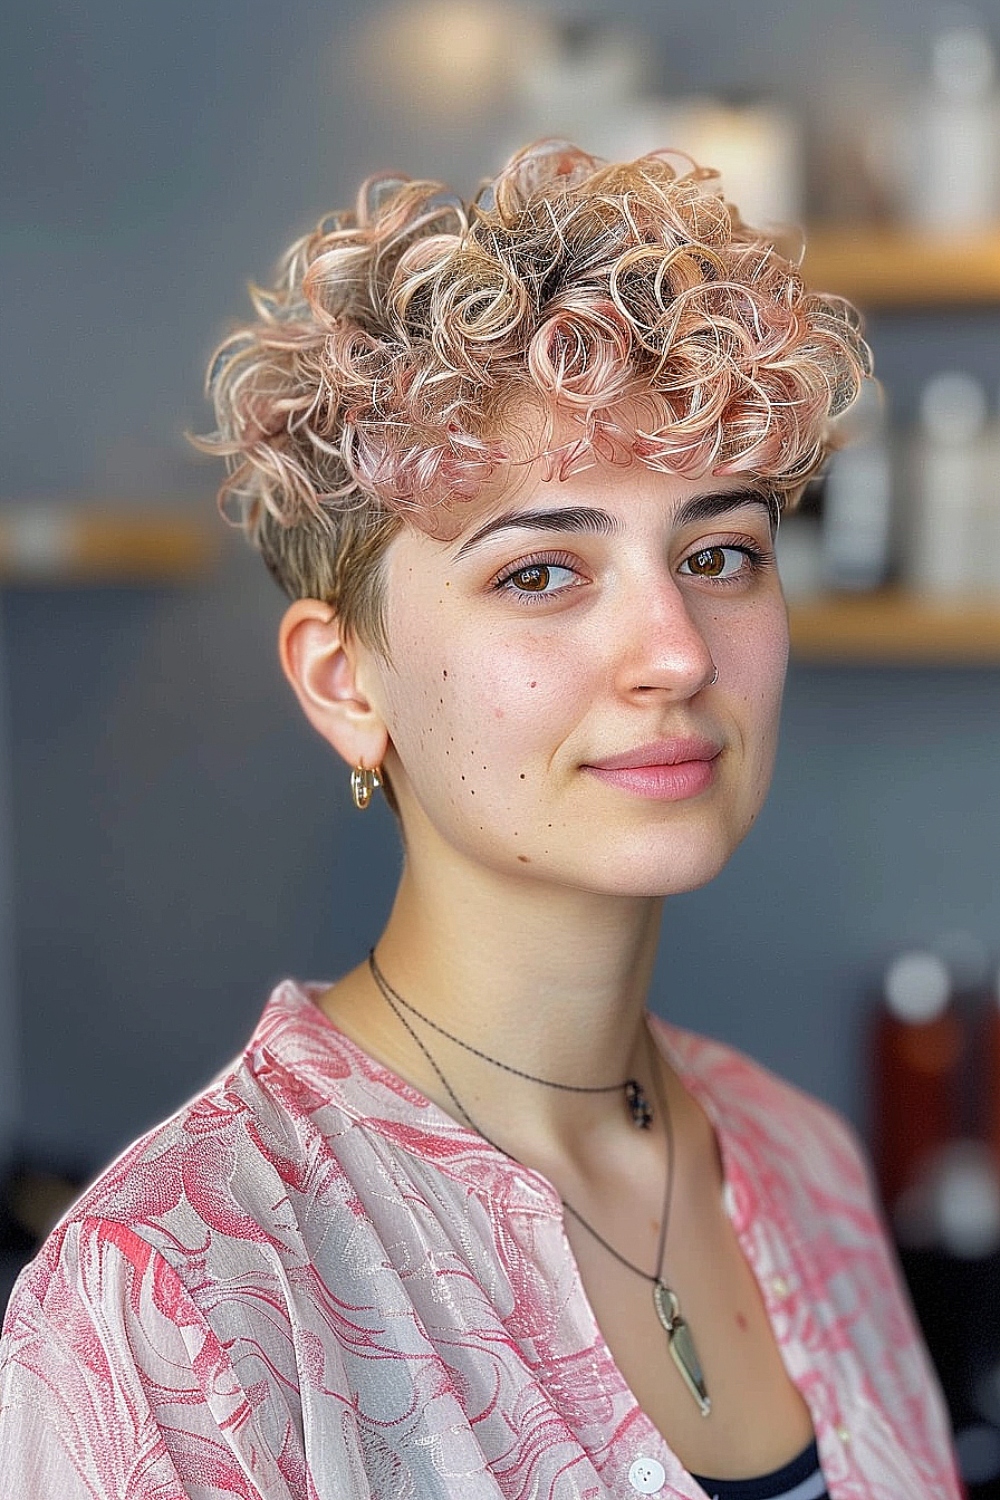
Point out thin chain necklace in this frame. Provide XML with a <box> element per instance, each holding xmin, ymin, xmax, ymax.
<box><xmin>367</xmin><ymin>950</ymin><xmax>711</xmax><ymax>1418</ymax></box>
<box><xmin>368</xmin><ymin>952</ymin><xmax>652</xmax><ymax>1129</ymax></box>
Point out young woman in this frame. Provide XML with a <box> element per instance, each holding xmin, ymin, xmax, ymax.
<box><xmin>0</xmin><ymin>143</ymin><xmax>961</xmax><ymax>1498</ymax></box>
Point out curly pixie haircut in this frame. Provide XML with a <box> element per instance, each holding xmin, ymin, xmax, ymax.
<box><xmin>201</xmin><ymin>140</ymin><xmax>871</xmax><ymax>651</ymax></box>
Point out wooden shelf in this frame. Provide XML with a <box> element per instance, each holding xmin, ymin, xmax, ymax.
<box><xmin>789</xmin><ymin>591</ymin><xmax>1000</xmax><ymax>664</ymax></box>
<box><xmin>0</xmin><ymin>508</ymin><xmax>217</xmax><ymax>585</ymax></box>
<box><xmin>803</xmin><ymin>227</ymin><xmax>1000</xmax><ymax>308</ymax></box>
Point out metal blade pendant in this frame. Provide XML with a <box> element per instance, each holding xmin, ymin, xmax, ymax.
<box><xmin>653</xmin><ymin>1281</ymin><xmax>711</xmax><ymax>1417</ymax></box>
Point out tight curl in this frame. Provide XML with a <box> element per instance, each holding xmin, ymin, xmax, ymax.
<box><xmin>199</xmin><ymin>141</ymin><xmax>871</xmax><ymax>646</ymax></box>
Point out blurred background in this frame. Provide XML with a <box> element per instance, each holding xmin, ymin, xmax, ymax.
<box><xmin>1</xmin><ymin>0</ymin><xmax>999</xmax><ymax>1487</ymax></box>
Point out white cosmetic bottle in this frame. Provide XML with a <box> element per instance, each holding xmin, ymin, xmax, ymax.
<box><xmin>821</xmin><ymin>381</ymin><xmax>894</xmax><ymax>592</ymax></box>
<box><xmin>905</xmin><ymin>16</ymin><xmax>1000</xmax><ymax>234</ymax></box>
<box><xmin>906</xmin><ymin>371</ymin><xmax>989</xmax><ymax>598</ymax></box>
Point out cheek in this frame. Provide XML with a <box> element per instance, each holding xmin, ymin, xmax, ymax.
<box><xmin>720</xmin><ymin>599</ymin><xmax>788</xmax><ymax>705</ymax></box>
<box><xmin>747</xmin><ymin>628</ymin><xmax>788</xmax><ymax>804</ymax></box>
<box><xmin>754</xmin><ymin>626</ymin><xmax>789</xmax><ymax>718</ymax></box>
<box><xmin>716</xmin><ymin>605</ymin><xmax>788</xmax><ymax>784</ymax></box>
<box><xmin>383</xmin><ymin>636</ymin><xmax>580</xmax><ymax>801</ymax></box>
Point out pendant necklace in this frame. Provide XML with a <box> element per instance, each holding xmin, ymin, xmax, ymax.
<box><xmin>368</xmin><ymin>951</ymin><xmax>711</xmax><ymax>1418</ymax></box>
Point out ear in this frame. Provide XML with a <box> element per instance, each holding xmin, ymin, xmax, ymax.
<box><xmin>278</xmin><ymin>599</ymin><xmax>389</xmax><ymax>773</ymax></box>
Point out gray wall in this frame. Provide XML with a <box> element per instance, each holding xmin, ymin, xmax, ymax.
<box><xmin>1</xmin><ymin>0</ymin><xmax>999</xmax><ymax>1170</ymax></box>
<box><xmin>0</xmin><ymin>610</ymin><xmax>19</xmax><ymax>1169</ymax></box>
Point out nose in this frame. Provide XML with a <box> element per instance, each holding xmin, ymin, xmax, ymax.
<box><xmin>613</xmin><ymin>575</ymin><xmax>717</xmax><ymax>699</ymax></box>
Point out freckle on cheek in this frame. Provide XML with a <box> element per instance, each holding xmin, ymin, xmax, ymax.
<box><xmin>517</xmin><ymin>855</ymin><xmax>530</xmax><ymax>863</ymax></box>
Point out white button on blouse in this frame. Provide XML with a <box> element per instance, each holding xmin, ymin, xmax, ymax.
<box><xmin>628</xmin><ymin>1454</ymin><xmax>667</xmax><ymax>1493</ymax></box>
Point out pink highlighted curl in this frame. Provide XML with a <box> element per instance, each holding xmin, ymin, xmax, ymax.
<box><xmin>202</xmin><ymin>142</ymin><xmax>872</xmax><ymax>536</ymax></box>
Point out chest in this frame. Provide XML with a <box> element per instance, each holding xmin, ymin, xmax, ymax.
<box><xmin>563</xmin><ymin>1187</ymin><xmax>815</xmax><ymax>1482</ymax></box>
<box><xmin>248</xmin><ymin>1174</ymin><xmax>950</xmax><ymax>1500</ymax></box>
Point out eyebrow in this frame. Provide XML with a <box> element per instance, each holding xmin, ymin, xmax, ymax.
<box><xmin>453</xmin><ymin>488</ymin><xmax>777</xmax><ymax>559</ymax></box>
<box><xmin>673</xmin><ymin>488</ymin><xmax>778</xmax><ymax>531</ymax></box>
<box><xmin>453</xmin><ymin>505</ymin><xmax>621</xmax><ymax>559</ymax></box>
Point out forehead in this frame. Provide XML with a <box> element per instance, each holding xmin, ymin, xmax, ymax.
<box><xmin>414</xmin><ymin>393</ymin><xmax>780</xmax><ymax>548</ymax></box>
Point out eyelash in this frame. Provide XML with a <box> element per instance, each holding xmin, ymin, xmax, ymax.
<box><xmin>491</xmin><ymin>539</ymin><xmax>772</xmax><ymax>603</ymax></box>
<box><xmin>678</xmin><ymin>538</ymin><xmax>773</xmax><ymax>586</ymax></box>
<box><xmin>491</xmin><ymin>551</ymin><xmax>584</xmax><ymax>604</ymax></box>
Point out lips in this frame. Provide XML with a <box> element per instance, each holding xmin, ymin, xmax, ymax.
<box><xmin>584</xmin><ymin>737</ymin><xmax>723</xmax><ymax>772</ymax></box>
<box><xmin>582</xmin><ymin>737</ymin><xmax>723</xmax><ymax>800</ymax></box>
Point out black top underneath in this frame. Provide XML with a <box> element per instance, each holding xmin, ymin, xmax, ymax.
<box><xmin>691</xmin><ymin>1438</ymin><xmax>828</xmax><ymax>1499</ymax></box>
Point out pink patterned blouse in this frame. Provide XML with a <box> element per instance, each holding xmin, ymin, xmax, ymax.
<box><xmin>0</xmin><ymin>980</ymin><xmax>961</xmax><ymax>1499</ymax></box>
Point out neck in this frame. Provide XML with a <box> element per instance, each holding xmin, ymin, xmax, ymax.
<box><xmin>367</xmin><ymin>844</ymin><xmax>664</xmax><ymax>1149</ymax></box>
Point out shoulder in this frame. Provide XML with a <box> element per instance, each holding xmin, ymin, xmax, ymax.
<box><xmin>3</xmin><ymin>972</ymin><xmax>480</xmax><ymax>1342</ymax></box>
<box><xmin>1</xmin><ymin>982</ymin><xmax>309</xmax><ymax>1376</ymax></box>
<box><xmin>654</xmin><ymin>1017</ymin><xmax>903</xmax><ymax>1284</ymax></box>
<box><xmin>655</xmin><ymin>1021</ymin><xmax>961</xmax><ymax>1485</ymax></box>
<box><xmin>2</xmin><ymin>979</ymin><xmax>376</xmax><ymax>1331</ymax></box>
<box><xmin>0</xmin><ymin>980</ymin><xmax>378</xmax><ymax>1495</ymax></box>
<box><xmin>26</xmin><ymin>979</ymin><xmax>380</xmax><ymax>1266</ymax></box>
<box><xmin>654</xmin><ymin>1016</ymin><xmax>871</xmax><ymax>1197</ymax></box>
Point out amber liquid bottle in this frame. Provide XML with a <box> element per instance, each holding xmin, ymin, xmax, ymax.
<box><xmin>872</xmin><ymin>951</ymin><xmax>966</xmax><ymax>1215</ymax></box>
<box><xmin>984</xmin><ymin>965</ymin><xmax>1000</xmax><ymax>1167</ymax></box>
<box><xmin>881</xmin><ymin>951</ymin><xmax>1000</xmax><ymax>1499</ymax></box>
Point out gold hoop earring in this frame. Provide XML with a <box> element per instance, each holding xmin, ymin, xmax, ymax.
<box><xmin>350</xmin><ymin>763</ymin><xmax>382</xmax><ymax>811</ymax></box>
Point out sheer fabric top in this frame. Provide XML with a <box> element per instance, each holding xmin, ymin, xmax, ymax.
<box><xmin>0</xmin><ymin>980</ymin><xmax>961</xmax><ymax>1498</ymax></box>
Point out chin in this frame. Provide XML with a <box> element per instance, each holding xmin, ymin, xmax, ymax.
<box><xmin>526</xmin><ymin>824</ymin><xmax>747</xmax><ymax>900</ymax></box>
<box><xmin>601</xmin><ymin>801</ymin><xmax>759</xmax><ymax>893</ymax></box>
<box><xmin>602</xmin><ymin>848</ymin><xmax>735</xmax><ymax>900</ymax></box>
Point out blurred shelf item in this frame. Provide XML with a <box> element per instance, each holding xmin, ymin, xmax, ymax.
<box><xmin>788</xmin><ymin>591</ymin><xmax>1000</xmax><ymax>663</ymax></box>
<box><xmin>0</xmin><ymin>507</ymin><xmax>217</xmax><ymax>584</ymax></box>
<box><xmin>803</xmin><ymin>227</ymin><xmax>1000</xmax><ymax>308</ymax></box>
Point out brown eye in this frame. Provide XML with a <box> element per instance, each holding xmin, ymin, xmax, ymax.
<box><xmin>496</xmin><ymin>559</ymin><xmax>579</xmax><ymax>600</ymax></box>
<box><xmin>687</xmin><ymin>547</ymin><xmax>726</xmax><ymax>577</ymax></box>
<box><xmin>512</xmin><ymin>565</ymin><xmax>550</xmax><ymax>592</ymax></box>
